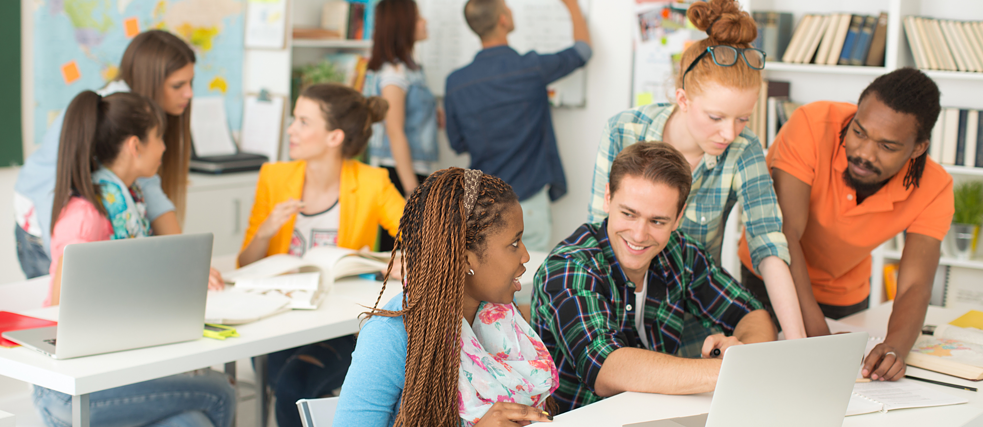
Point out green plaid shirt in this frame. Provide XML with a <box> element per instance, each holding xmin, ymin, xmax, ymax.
<box><xmin>588</xmin><ymin>104</ymin><xmax>790</xmax><ymax>272</ymax></box>
<box><xmin>531</xmin><ymin>221</ymin><xmax>764</xmax><ymax>413</ymax></box>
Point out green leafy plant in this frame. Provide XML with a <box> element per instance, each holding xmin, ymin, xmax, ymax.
<box><xmin>299</xmin><ymin>61</ymin><xmax>347</xmax><ymax>88</ymax></box>
<box><xmin>953</xmin><ymin>181</ymin><xmax>983</xmax><ymax>225</ymax></box>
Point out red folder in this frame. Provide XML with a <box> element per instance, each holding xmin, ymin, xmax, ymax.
<box><xmin>0</xmin><ymin>311</ymin><xmax>57</xmax><ymax>348</ymax></box>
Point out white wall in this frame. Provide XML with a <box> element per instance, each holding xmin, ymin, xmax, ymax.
<box><xmin>436</xmin><ymin>1</ymin><xmax>635</xmax><ymax>247</ymax></box>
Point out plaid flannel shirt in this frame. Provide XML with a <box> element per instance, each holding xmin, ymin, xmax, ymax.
<box><xmin>531</xmin><ymin>221</ymin><xmax>764</xmax><ymax>413</ymax></box>
<box><xmin>587</xmin><ymin>104</ymin><xmax>790</xmax><ymax>272</ymax></box>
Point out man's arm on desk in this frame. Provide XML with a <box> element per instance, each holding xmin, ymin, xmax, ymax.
<box><xmin>862</xmin><ymin>232</ymin><xmax>939</xmax><ymax>381</ymax></box>
<box><xmin>594</xmin><ymin>348</ymin><xmax>721</xmax><ymax>396</ymax></box>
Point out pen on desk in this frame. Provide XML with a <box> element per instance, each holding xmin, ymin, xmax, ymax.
<box><xmin>855</xmin><ymin>378</ymin><xmax>871</xmax><ymax>383</ymax></box>
<box><xmin>905</xmin><ymin>375</ymin><xmax>978</xmax><ymax>392</ymax></box>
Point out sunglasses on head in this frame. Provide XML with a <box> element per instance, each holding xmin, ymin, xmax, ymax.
<box><xmin>681</xmin><ymin>45</ymin><xmax>767</xmax><ymax>90</ymax></box>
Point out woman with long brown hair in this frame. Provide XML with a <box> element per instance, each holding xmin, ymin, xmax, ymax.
<box><xmin>15</xmin><ymin>30</ymin><xmax>204</xmax><ymax>281</ymax></box>
<box><xmin>333</xmin><ymin>168</ymin><xmax>557</xmax><ymax>426</ymax></box>
<box><xmin>34</xmin><ymin>90</ymin><xmax>236</xmax><ymax>427</ymax></box>
<box><xmin>363</xmin><ymin>0</ymin><xmax>439</xmax><ymax>202</ymax></box>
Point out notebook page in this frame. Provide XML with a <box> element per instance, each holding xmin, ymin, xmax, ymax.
<box><xmin>845</xmin><ymin>393</ymin><xmax>884</xmax><ymax>416</ymax></box>
<box><xmin>853</xmin><ymin>380</ymin><xmax>968</xmax><ymax>411</ymax></box>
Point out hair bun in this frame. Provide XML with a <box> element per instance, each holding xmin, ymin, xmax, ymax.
<box><xmin>687</xmin><ymin>0</ymin><xmax>756</xmax><ymax>45</ymax></box>
<box><xmin>365</xmin><ymin>96</ymin><xmax>389</xmax><ymax>123</ymax></box>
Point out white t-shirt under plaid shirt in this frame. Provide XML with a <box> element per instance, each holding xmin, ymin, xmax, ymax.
<box><xmin>288</xmin><ymin>201</ymin><xmax>340</xmax><ymax>257</ymax></box>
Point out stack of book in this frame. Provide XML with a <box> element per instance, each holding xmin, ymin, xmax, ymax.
<box><xmin>779</xmin><ymin>12</ymin><xmax>888</xmax><ymax>67</ymax></box>
<box><xmin>930</xmin><ymin>108</ymin><xmax>983</xmax><ymax>168</ymax></box>
<box><xmin>747</xmin><ymin>80</ymin><xmax>801</xmax><ymax>149</ymax></box>
<box><xmin>904</xmin><ymin>17</ymin><xmax>983</xmax><ymax>73</ymax></box>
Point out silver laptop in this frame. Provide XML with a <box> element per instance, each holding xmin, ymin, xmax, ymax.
<box><xmin>3</xmin><ymin>234</ymin><xmax>213</xmax><ymax>360</ymax></box>
<box><xmin>627</xmin><ymin>332</ymin><xmax>869</xmax><ymax>427</ymax></box>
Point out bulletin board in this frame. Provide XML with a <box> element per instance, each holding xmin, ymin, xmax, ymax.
<box><xmin>415</xmin><ymin>0</ymin><xmax>590</xmax><ymax>107</ymax></box>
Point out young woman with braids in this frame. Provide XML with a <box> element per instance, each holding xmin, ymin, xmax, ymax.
<box><xmin>333</xmin><ymin>168</ymin><xmax>558</xmax><ymax>427</ymax></box>
<box><xmin>738</xmin><ymin>69</ymin><xmax>953</xmax><ymax>381</ymax></box>
<box><xmin>238</xmin><ymin>83</ymin><xmax>405</xmax><ymax>427</ymax></box>
<box><xmin>588</xmin><ymin>0</ymin><xmax>806</xmax><ymax>346</ymax></box>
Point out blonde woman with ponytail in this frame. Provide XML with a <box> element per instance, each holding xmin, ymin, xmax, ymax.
<box><xmin>334</xmin><ymin>168</ymin><xmax>558</xmax><ymax>427</ymax></box>
<box><xmin>586</xmin><ymin>0</ymin><xmax>807</xmax><ymax>342</ymax></box>
<box><xmin>238</xmin><ymin>83</ymin><xmax>405</xmax><ymax>427</ymax></box>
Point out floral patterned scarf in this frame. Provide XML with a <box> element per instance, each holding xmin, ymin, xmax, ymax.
<box><xmin>92</xmin><ymin>168</ymin><xmax>153</xmax><ymax>240</ymax></box>
<box><xmin>458</xmin><ymin>302</ymin><xmax>559</xmax><ymax>426</ymax></box>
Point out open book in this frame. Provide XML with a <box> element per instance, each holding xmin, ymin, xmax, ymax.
<box><xmin>906</xmin><ymin>324</ymin><xmax>983</xmax><ymax>380</ymax></box>
<box><xmin>223</xmin><ymin>246</ymin><xmax>393</xmax><ymax>286</ymax></box>
<box><xmin>846</xmin><ymin>380</ymin><xmax>968</xmax><ymax>416</ymax></box>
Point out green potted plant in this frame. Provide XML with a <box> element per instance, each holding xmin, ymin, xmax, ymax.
<box><xmin>952</xmin><ymin>181</ymin><xmax>983</xmax><ymax>260</ymax></box>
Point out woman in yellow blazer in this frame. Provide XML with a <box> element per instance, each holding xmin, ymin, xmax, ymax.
<box><xmin>239</xmin><ymin>85</ymin><xmax>403</xmax><ymax>266</ymax></box>
<box><xmin>237</xmin><ymin>83</ymin><xmax>404</xmax><ymax>427</ymax></box>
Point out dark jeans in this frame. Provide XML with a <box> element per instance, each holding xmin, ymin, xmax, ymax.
<box><xmin>741</xmin><ymin>265</ymin><xmax>870</xmax><ymax>327</ymax></box>
<box><xmin>15</xmin><ymin>223</ymin><xmax>51</xmax><ymax>279</ymax></box>
<box><xmin>266</xmin><ymin>335</ymin><xmax>357</xmax><ymax>427</ymax></box>
<box><xmin>378</xmin><ymin>167</ymin><xmax>428</xmax><ymax>251</ymax></box>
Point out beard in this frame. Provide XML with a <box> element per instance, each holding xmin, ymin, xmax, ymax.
<box><xmin>842</xmin><ymin>156</ymin><xmax>889</xmax><ymax>195</ymax></box>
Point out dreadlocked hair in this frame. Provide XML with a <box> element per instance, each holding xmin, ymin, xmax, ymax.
<box><xmin>858</xmin><ymin>67</ymin><xmax>940</xmax><ymax>189</ymax></box>
<box><xmin>365</xmin><ymin>167</ymin><xmax>519</xmax><ymax>427</ymax></box>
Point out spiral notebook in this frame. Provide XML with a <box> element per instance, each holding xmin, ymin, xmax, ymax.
<box><xmin>825</xmin><ymin>320</ymin><xmax>970</xmax><ymax>415</ymax></box>
<box><xmin>846</xmin><ymin>380</ymin><xmax>968</xmax><ymax>416</ymax></box>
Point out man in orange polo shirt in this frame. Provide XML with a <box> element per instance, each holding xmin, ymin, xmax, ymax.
<box><xmin>738</xmin><ymin>68</ymin><xmax>953</xmax><ymax>382</ymax></box>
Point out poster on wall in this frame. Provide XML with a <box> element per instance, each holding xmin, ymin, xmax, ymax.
<box><xmin>631</xmin><ymin>1</ymin><xmax>703</xmax><ymax>107</ymax></box>
<box><xmin>33</xmin><ymin>0</ymin><xmax>245</xmax><ymax>147</ymax></box>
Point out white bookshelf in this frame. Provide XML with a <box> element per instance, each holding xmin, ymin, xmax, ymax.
<box><xmin>291</xmin><ymin>39</ymin><xmax>373</xmax><ymax>49</ymax></box>
<box><xmin>741</xmin><ymin>0</ymin><xmax>983</xmax><ymax>307</ymax></box>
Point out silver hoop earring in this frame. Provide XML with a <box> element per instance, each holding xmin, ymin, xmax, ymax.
<box><xmin>467</xmin><ymin>269</ymin><xmax>475</xmax><ymax>276</ymax></box>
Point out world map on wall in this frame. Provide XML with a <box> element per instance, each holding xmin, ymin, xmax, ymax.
<box><xmin>33</xmin><ymin>0</ymin><xmax>244</xmax><ymax>146</ymax></box>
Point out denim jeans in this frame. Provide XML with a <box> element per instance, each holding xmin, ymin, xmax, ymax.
<box><xmin>267</xmin><ymin>335</ymin><xmax>357</xmax><ymax>427</ymax></box>
<box><xmin>15</xmin><ymin>223</ymin><xmax>51</xmax><ymax>279</ymax></box>
<box><xmin>33</xmin><ymin>369</ymin><xmax>236</xmax><ymax>427</ymax></box>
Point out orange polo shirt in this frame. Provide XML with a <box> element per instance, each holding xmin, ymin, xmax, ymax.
<box><xmin>738</xmin><ymin>101</ymin><xmax>953</xmax><ymax>306</ymax></box>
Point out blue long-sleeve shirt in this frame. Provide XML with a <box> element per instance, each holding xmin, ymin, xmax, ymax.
<box><xmin>444</xmin><ymin>42</ymin><xmax>592</xmax><ymax>202</ymax></box>
<box><xmin>333</xmin><ymin>293</ymin><xmax>407</xmax><ymax>427</ymax></box>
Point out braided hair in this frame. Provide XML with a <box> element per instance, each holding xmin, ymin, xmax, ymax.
<box><xmin>858</xmin><ymin>67</ymin><xmax>940</xmax><ymax>189</ymax></box>
<box><xmin>366</xmin><ymin>167</ymin><xmax>519</xmax><ymax>426</ymax></box>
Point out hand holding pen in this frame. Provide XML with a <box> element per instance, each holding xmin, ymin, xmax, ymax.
<box><xmin>702</xmin><ymin>334</ymin><xmax>743</xmax><ymax>358</ymax></box>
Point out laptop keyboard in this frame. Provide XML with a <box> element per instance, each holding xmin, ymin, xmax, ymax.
<box><xmin>43</xmin><ymin>338</ymin><xmax>56</xmax><ymax>347</ymax></box>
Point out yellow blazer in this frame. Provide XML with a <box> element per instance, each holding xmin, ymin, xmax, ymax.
<box><xmin>241</xmin><ymin>159</ymin><xmax>405</xmax><ymax>259</ymax></box>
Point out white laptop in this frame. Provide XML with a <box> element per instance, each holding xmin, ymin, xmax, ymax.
<box><xmin>2</xmin><ymin>233</ymin><xmax>213</xmax><ymax>360</ymax></box>
<box><xmin>627</xmin><ymin>332</ymin><xmax>869</xmax><ymax>427</ymax></box>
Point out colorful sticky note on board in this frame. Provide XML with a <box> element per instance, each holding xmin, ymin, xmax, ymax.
<box><xmin>636</xmin><ymin>92</ymin><xmax>654</xmax><ymax>107</ymax></box>
<box><xmin>950</xmin><ymin>310</ymin><xmax>983</xmax><ymax>329</ymax></box>
<box><xmin>61</xmin><ymin>61</ymin><xmax>81</xmax><ymax>85</ymax></box>
<box><xmin>124</xmin><ymin>17</ymin><xmax>140</xmax><ymax>38</ymax></box>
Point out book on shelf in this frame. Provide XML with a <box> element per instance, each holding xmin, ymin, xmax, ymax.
<box><xmin>753</xmin><ymin>11</ymin><xmax>793</xmax><ymax>61</ymax></box>
<box><xmin>905</xmin><ymin>16</ymin><xmax>983</xmax><ymax>73</ymax></box>
<box><xmin>747</xmin><ymin>80</ymin><xmax>794</xmax><ymax>149</ymax></box>
<box><xmin>865</xmin><ymin>13</ymin><xmax>889</xmax><ymax>67</ymax></box>
<box><xmin>929</xmin><ymin>108</ymin><xmax>983</xmax><ymax>168</ymax></box>
<box><xmin>295</xmin><ymin>0</ymin><xmax>376</xmax><ymax>42</ymax></box>
<box><xmin>883</xmin><ymin>262</ymin><xmax>899</xmax><ymax>301</ymax></box>
<box><xmin>772</xmin><ymin>12</ymin><xmax>887</xmax><ymax>67</ymax></box>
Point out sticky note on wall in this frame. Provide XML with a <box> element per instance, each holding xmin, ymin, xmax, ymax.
<box><xmin>61</xmin><ymin>61</ymin><xmax>80</xmax><ymax>85</ymax></box>
<box><xmin>124</xmin><ymin>17</ymin><xmax>140</xmax><ymax>38</ymax></box>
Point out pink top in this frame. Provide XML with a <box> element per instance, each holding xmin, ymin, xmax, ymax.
<box><xmin>46</xmin><ymin>197</ymin><xmax>113</xmax><ymax>306</ymax></box>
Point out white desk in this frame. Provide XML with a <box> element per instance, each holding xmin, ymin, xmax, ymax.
<box><xmin>0</xmin><ymin>277</ymin><xmax>401</xmax><ymax>427</ymax></box>
<box><xmin>550</xmin><ymin>303</ymin><xmax>983</xmax><ymax>427</ymax></box>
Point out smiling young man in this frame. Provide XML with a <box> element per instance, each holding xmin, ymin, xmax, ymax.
<box><xmin>532</xmin><ymin>142</ymin><xmax>775</xmax><ymax>413</ymax></box>
<box><xmin>738</xmin><ymin>68</ymin><xmax>954</xmax><ymax>382</ymax></box>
